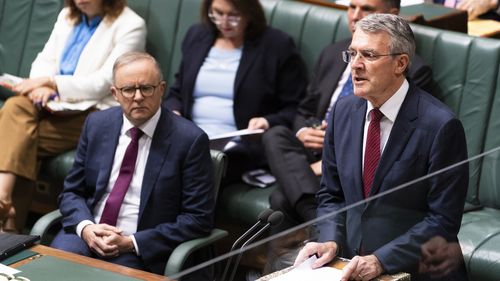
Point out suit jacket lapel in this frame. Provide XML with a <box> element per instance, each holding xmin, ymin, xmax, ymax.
<box><xmin>350</xmin><ymin>99</ymin><xmax>367</xmax><ymax>200</ymax></box>
<box><xmin>185</xmin><ymin>32</ymin><xmax>214</xmax><ymax>117</ymax></box>
<box><xmin>95</xmin><ymin>110</ymin><xmax>122</xmax><ymax>202</ymax></box>
<box><xmin>138</xmin><ymin>110</ymin><xmax>173</xmax><ymax>219</ymax></box>
<box><xmin>369</xmin><ymin>86</ymin><xmax>418</xmax><ymax>197</ymax></box>
<box><xmin>234</xmin><ymin>39</ymin><xmax>260</xmax><ymax>99</ymax></box>
<box><xmin>318</xmin><ymin>39</ymin><xmax>351</xmax><ymax>118</ymax></box>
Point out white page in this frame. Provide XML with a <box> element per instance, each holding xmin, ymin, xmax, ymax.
<box><xmin>0</xmin><ymin>263</ymin><xmax>20</xmax><ymax>276</ymax></box>
<box><xmin>270</xmin><ymin>256</ymin><xmax>343</xmax><ymax>281</ymax></box>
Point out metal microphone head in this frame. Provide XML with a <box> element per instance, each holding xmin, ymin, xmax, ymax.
<box><xmin>257</xmin><ymin>208</ymin><xmax>274</xmax><ymax>223</ymax></box>
<box><xmin>267</xmin><ymin>211</ymin><xmax>284</xmax><ymax>226</ymax></box>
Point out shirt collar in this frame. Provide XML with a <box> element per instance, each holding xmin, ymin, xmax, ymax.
<box><xmin>366</xmin><ymin>79</ymin><xmax>409</xmax><ymax>122</ymax></box>
<box><xmin>81</xmin><ymin>14</ymin><xmax>102</xmax><ymax>28</ymax></box>
<box><xmin>121</xmin><ymin>107</ymin><xmax>162</xmax><ymax>138</ymax></box>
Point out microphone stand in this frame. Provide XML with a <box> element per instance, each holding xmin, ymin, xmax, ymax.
<box><xmin>227</xmin><ymin>211</ymin><xmax>284</xmax><ymax>281</ymax></box>
<box><xmin>220</xmin><ymin>209</ymin><xmax>274</xmax><ymax>281</ymax></box>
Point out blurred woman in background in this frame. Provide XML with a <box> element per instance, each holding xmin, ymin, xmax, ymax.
<box><xmin>165</xmin><ymin>0</ymin><xmax>307</xmax><ymax>181</ymax></box>
<box><xmin>0</xmin><ymin>0</ymin><xmax>146</xmax><ymax>232</ymax></box>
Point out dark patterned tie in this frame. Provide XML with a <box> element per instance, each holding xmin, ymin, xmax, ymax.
<box><xmin>363</xmin><ymin>109</ymin><xmax>383</xmax><ymax>198</ymax></box>
<box><xmin>100</xmin><ymin>127</ymin><xmax>143</xmax><ymax>226</ymax></box>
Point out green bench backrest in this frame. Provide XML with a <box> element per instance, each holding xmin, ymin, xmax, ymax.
<box><xmin>411</xmin><ymin>25</ymin><xmax>500</xmax><ymax>205</ymax></box>
<box><xmin>477</xmin><ymin>67</ymin><xmax>500</xmax><ymax>208</ymax></box>
<box><xmin>0</xmin><ymin>0</ymin><xmax>63</xmax><ymax>77</ymax></box>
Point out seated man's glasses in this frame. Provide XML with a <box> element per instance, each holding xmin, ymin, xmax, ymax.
<box><xmin>342</xmin><ymin>50</ymin><xmax>405</xmax><ymax>63</ymax></box>
<box><xmin>116</xmin><ymin>83</ymin><xmax>161</xmax><ymax>99</ymax></box>
<box><xmin>208</xmin><ymin>10</ymin><xmax>241</xmax><ymax>27</ymax></box>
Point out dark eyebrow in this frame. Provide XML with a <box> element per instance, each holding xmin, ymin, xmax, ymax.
<box><xmin>349</xmin><ymin>4</ymin><xmax>377</xmax><ymax>12</ymax></box>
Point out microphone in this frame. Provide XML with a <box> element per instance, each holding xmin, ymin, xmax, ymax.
<box><xmin>227</xmin><ymin>211</ymin><xmax>284</xmax><ymax>281</ymax></box>
<box><xmin>220</xmin><ymin>208</ymin><xmax>274</xmax><ymax>281</ymax></box>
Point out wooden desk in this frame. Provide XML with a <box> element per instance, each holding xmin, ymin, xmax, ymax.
<box><xmin>10</xmin><ymin>245</ymin><xmax>168</xmax><ymax>281</ymax></box>
<box><xmin>257</xmin><ymin>257</ymin><xmax>410</xmax><ymax>281</ymax></box>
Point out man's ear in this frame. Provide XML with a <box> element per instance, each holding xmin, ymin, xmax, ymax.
<box><xmin>395</xmin><ymin>54</ymin><xmax>410</xmax><ymax>75</ymax></box>
<box><xmin>390</xmin><ymin>8</ymin><xmax>399</xmax><ymax>15</ymax></box>
<box><xmin>111</xmin><ymin>87</ymin><xmax>119</xmax><ymax>101</ymax></box>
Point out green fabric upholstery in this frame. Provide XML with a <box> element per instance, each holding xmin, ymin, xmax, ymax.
<box><xmin>30</xmin><ymin>150</ymin><xmax>228</xmax><ymax>278</ymax></box>
<box><xmin>0</xmin><ymin>0</ymin><xmax>62</xmax><ymax>77</ymax></box>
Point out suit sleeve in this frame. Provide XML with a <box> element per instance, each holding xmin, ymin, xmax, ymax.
<box><xmin>316</xmin><ymin>102</ymin><xmax>347</xmax><ymax>248</ymax></box>
<box><xmin>58</xmin><ymin>116</ymin><xmax>97</xmax><ymax>232</ymax></box>
<box><xmin>134</xmin><ymin>132</ymin><xmax>215</xmax><ymax>266</ymax></box>
<box><xmin>374</xmin><ymin>118</ymin><xmax>468</xmax><ymax>274</ymax></box>
<box><xmin>263</xmin><ymin>35</ymin><xmax>308</xmax><ymax>128</ymax></box>
<box><xmin>293</xmin><ymin>46</ymin><xmax>330</xmax><ymax>132</ymax></box>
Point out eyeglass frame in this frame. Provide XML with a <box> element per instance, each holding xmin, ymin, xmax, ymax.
<box><xmin>114</xmin><ymin>82</ymin><xmax>162</xmax><ymax>99</ymax></box>
<box><xmin>342</xmin><ymin>50</ymin><xmax>405</xmax><ymax>63</ymax></box>
<box><xmin>208</xmin><ymin>10</ymin><xmax>241</xmax><ymax>27</ymax></box>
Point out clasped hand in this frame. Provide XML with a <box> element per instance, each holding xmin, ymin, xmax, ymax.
<box><xmin>12</xmin><ymin>77</ymin><xmax>59</xmax><ymax>107</ymax></box>
<box><xmin>81</xmin><ymin>224</ymin><xmax>133</xmax><ymax>258</ymax></box>
<box><xmin>294</xmin><ymin>241</ymin><xmax>383</xmax><ymax>281</ymax></box>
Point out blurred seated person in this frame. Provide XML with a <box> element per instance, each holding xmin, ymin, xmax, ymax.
<box><xmin>433</xmin><ymin>0</ymin><xmax>500</xmax><ymax>20</ymax></box>
<box><xmin>294</xmin><ymin>14</ymin><xmax>468</xmax><ymax>281</ymax></box>
<box><xmin>52</xmin><ymin>52</ymin><xmax>215</xmax><ymax>278</ymax></box>
<box><xmin>164</xmin><ymin>0</ymin><xmax>307</xmax><ymax>181</ymax></box>
<box><xmin>0</xmin><ymin>0</ymin><xmax>146</xmax><ymax>232</ymax></box>
<box><xmin>263</xmin><ymin>0</ymin><xmax>433</xmax><ymax>235</ymax></box>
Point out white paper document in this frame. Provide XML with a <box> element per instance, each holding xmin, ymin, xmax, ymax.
<box><xmin>209</xmin><ymin>129</ymin><xmax>264</xmax><ymax>151</ymax></box>
<box><xmin>0</xmin><ymin>263</ymin><xmax>20</xmax><ymax>276</ymax></box>
<box><xmin>270</xmin><ymin>256</ymin><xmax>343</xmax><ymax>281</ymax></box>
<box><xmin>0</xmin><ymin>73</ymin><xmax>23</xmax><ymax>89</ymax></box>
<box><xmin>45</xmin><ymin>100</ymin><xmax>98</xmax><ymax>113</ymax></box>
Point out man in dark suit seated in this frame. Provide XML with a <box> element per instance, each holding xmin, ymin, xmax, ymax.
<box><xmin>51</xmin><ymin>52</ymin><xmax>215</xmax><ymax>277</ymax></box>
<box><xmin>294</xmin><ymin>13</ymin><xmax>468</xmax><ymax>281</ymax></box>
<box><xmin>263</xmin><ymin>0</ymin><xmax>433</xmax><ymax>235</ymax></box>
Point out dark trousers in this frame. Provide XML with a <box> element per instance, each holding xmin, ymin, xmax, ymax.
<box><xmin>262</xmin><ymin>126</ymin><xmax>320</xmax><ymax>233</ymax></box>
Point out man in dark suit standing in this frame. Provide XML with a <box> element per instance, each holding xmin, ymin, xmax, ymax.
<box><xmin>52</xmin><ymin>52</ymin><xmax>215</xmax><ymax>277</ymax></box>
<box><xmin>263</xmin><ymin>0</ymin><xmax>433</xmax><ymax>234</ymax></box>
<box><xmin>294</xmin><ymin>14</ymin><xmax>468</xmax><ymax>281</ymax></box>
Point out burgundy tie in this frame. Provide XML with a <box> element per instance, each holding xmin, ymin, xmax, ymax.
<box><xmin>100</xmin><ymin>127</ymin><xmax>143</xmax><ymax>226</ymax></box>
<box><xmin>363</xmin><ymin>109</ymin><xmax>384</xmax><ymax>198</ymax></box>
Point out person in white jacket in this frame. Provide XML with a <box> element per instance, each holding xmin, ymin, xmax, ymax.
<box><xmin>0</xmin><ymin>0</ymin><xmax>146</xmax><ymax>232</ymax></box>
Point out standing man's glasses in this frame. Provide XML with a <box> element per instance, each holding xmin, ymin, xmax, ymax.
<box><xmin>342</xmin><ymin>50</ymin><xmax>405</xmax><ymax>63</ymax></box>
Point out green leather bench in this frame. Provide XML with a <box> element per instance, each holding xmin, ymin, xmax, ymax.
<box><xmin>2</xmin><ymin>1</ymin><xmax>500</xmax><ymax>280</ymax></box>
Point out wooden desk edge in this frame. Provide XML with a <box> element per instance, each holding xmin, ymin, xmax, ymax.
<box><xmin>10</xmin><ymin>245</ymin><xmax>169</xmax><ymax>281</ymax></box>
<box><xmin>257</xmin><ymin>258</ymin><xmax>410</xmax><ymax>281</ymax></box>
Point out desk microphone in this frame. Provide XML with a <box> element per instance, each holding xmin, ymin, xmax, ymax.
<box><xmin>227</xmin><ymin>211</ymin><xmax>284</xmax><ymax>281</ymax></box>
<box><xmin>220</xmin><ymin>208</ymin><xmax>274</xmax><ymax>281</ymax></box>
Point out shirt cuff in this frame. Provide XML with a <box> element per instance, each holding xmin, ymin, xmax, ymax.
<box><xmin>130</xmin><ymin>235</ymin><xmax>140</xmax><ymax>255</ymax></box>
<box><xmin>76</xmin><ymin>220</ymin><xmax>94</xmax><ymax>237</ymax></box>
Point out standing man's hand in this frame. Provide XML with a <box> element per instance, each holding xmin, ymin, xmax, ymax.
<box><xmin>294</xmin><ymin>241</ymin><xmax>338</xmax><ymax>268</ymax></box>
<box><xmin>81</xmin><ymin>224</ymin><xmax>121</xmax><ymax>257</ymax></box>
<box><xmin>341</xmin><ymin>255</ymin><xmax>384</xmax><ymax>281</ymax></box>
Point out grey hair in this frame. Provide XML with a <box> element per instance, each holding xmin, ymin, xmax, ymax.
<box><xmin>112</xmin><ymin>51</ymin><xmax>163</xmax><ymax>83</ymax></box>
<box><xmin>355</xmin><ymin>13</ymin><xmax>415</xmax><ymax>70</ymax></box>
